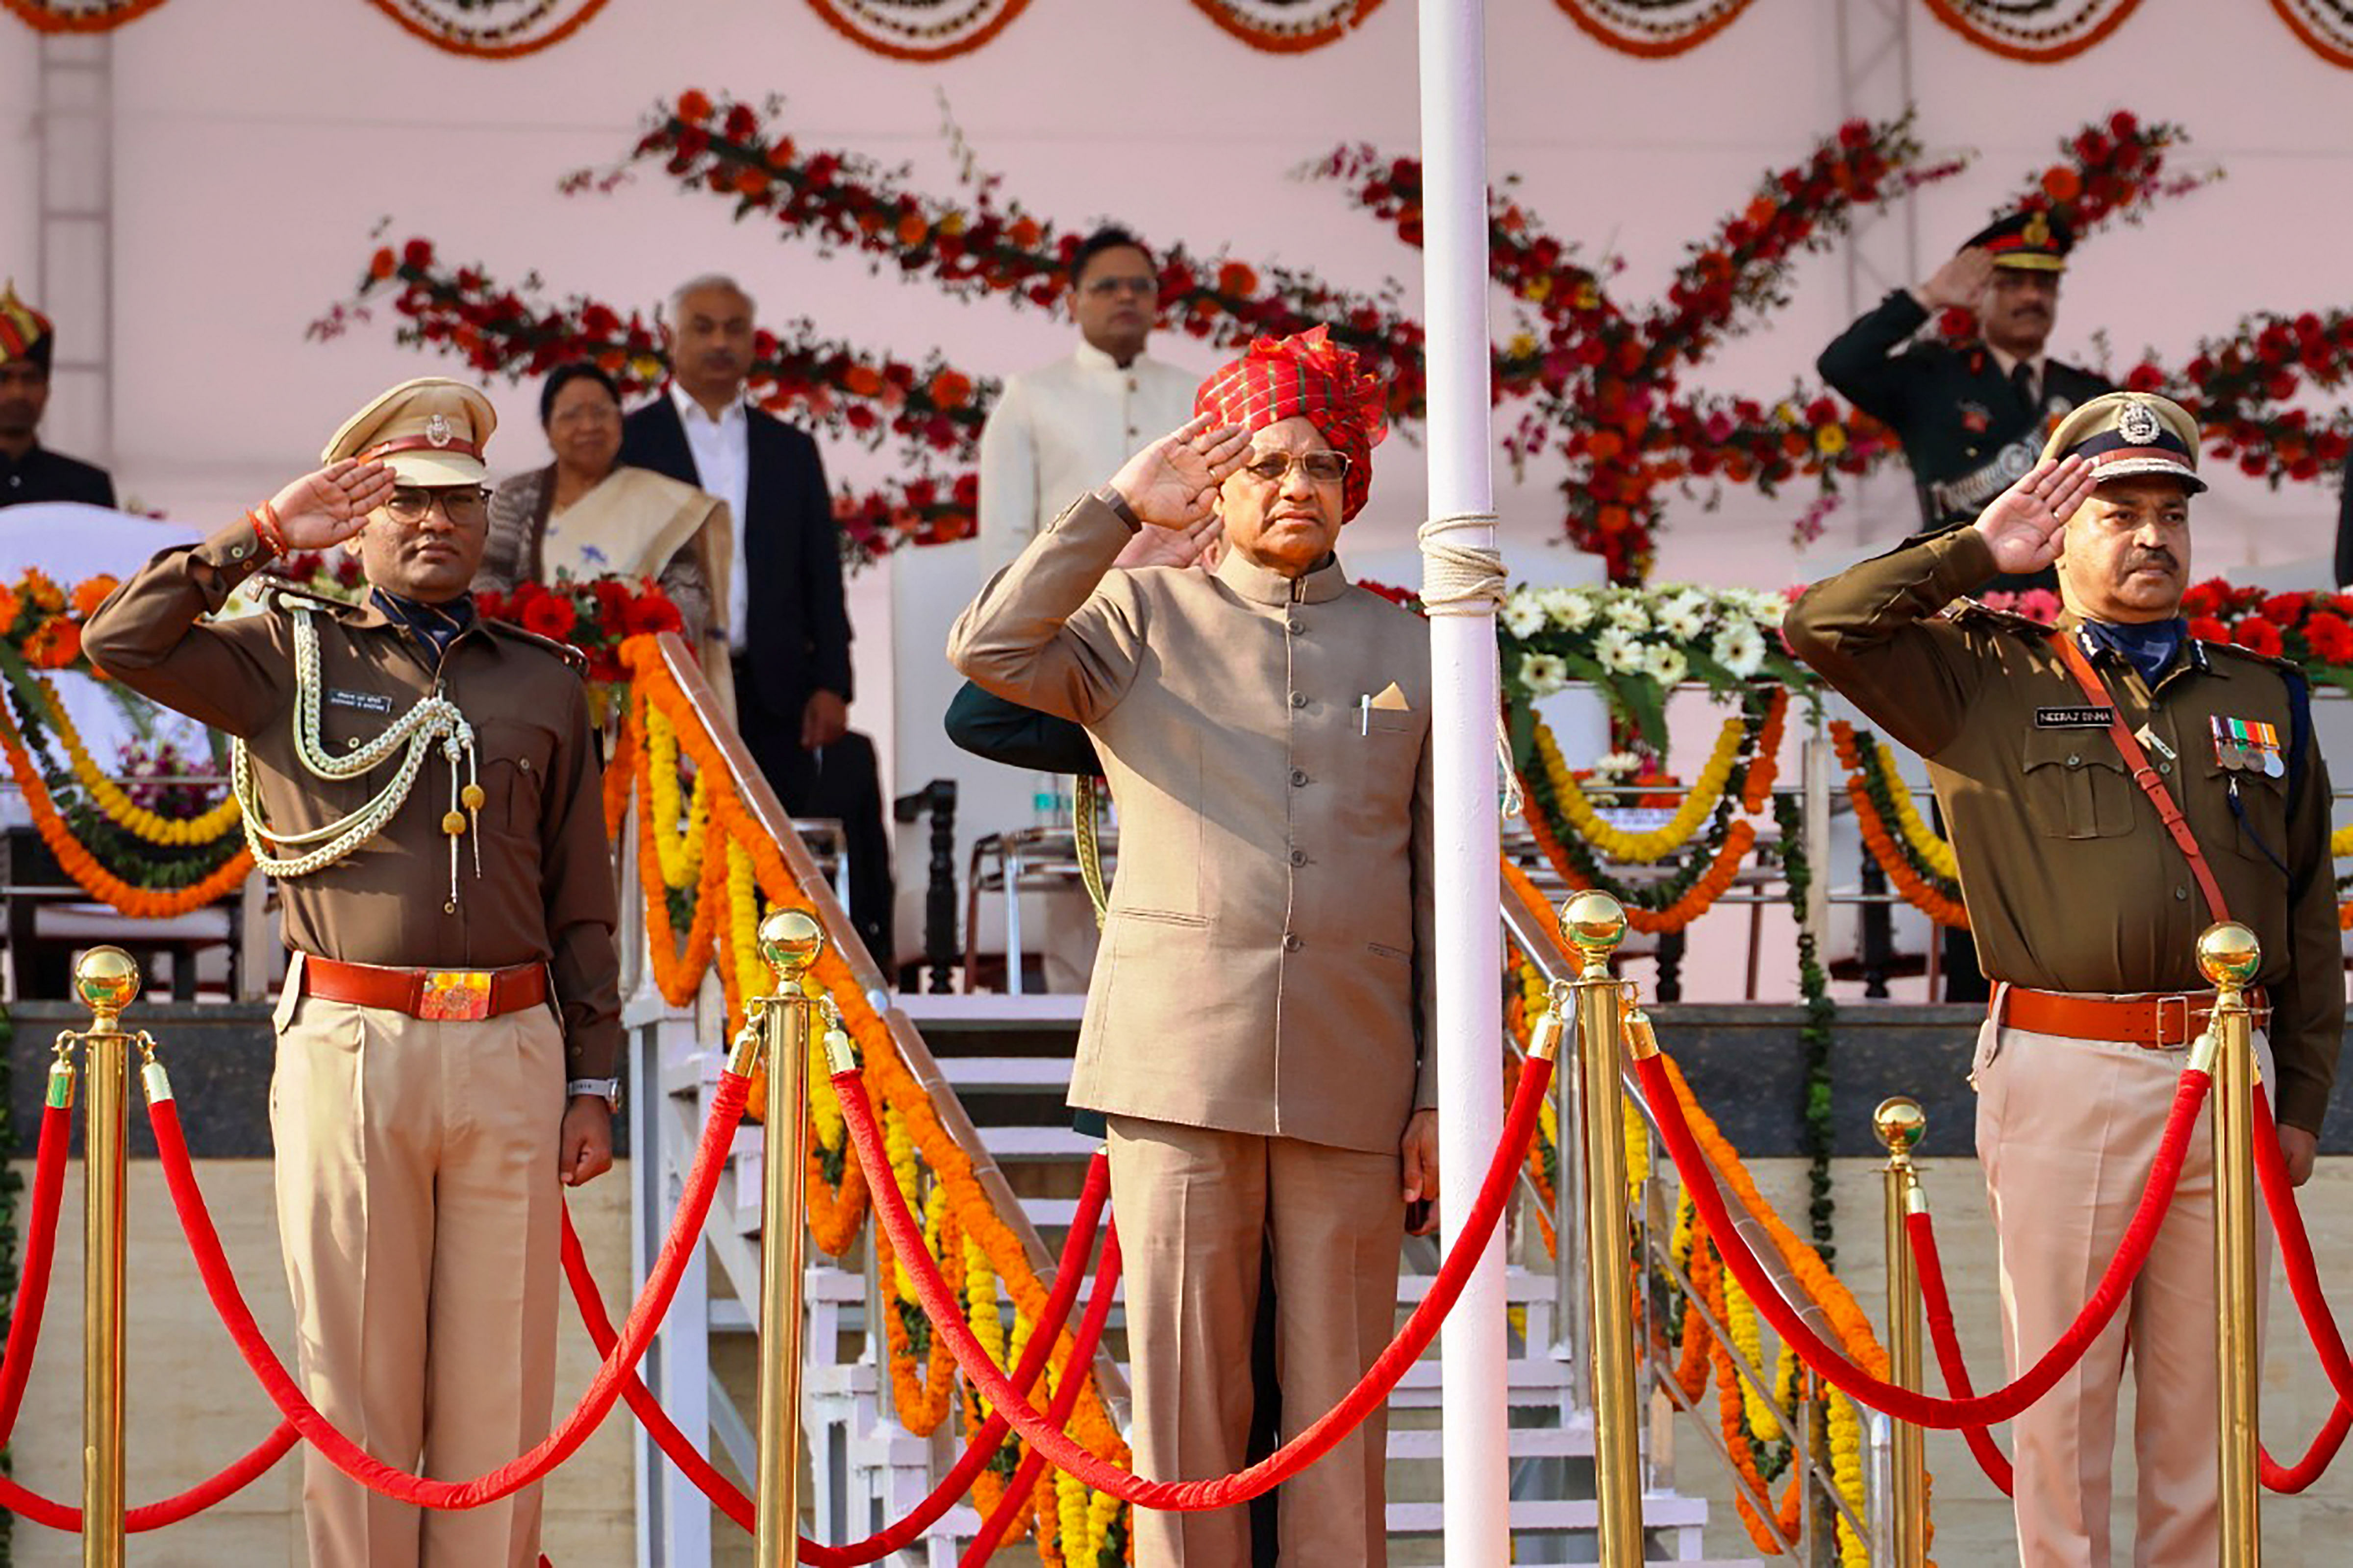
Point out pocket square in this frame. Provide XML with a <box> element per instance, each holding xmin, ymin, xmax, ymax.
<box><xmin>1368</xmin><ymin>682</ymin><xmax>1410</xmax><ymax>711</ymax></box>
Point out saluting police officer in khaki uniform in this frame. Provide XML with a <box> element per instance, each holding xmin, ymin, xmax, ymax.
<box><xmin>85</xmin><ymin>379</ymin><xmax>623</xmax><ymax>1568</ymax></box>
<box><xmin>1786</xmin><ymin>393</ymin><xmax>2338</xmax><ymax>1567</ymax></box>
<box><xmin>951</xmin><ymin>327</ymin><xmax>1437</xmax><ymax>1566</ymax></box>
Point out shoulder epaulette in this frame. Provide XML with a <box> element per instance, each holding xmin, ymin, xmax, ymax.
<box><xmin>482</xmin><ymin>618</ymin><xmax>590</xmax><ymax>676</ymax></box>
<box><xmin>257</xmin><ymin>579</ymin><xmax>366</xmax><ymax>617</ymax></box>
<box><xmin>1944</xmin><ymin>597</ymin><xmax>2048</xmax><ymax>637</ymax></box>
<box><xmin>2203</xmin><ymin>638</ymin><xmax>2299</xmax><ymax>674</ymax></box>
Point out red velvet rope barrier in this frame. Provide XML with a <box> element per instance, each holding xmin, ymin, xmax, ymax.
<box><xmin>834</xmin><ymin>1053</ymin><xmax>1552</xmax><ymax>1510</ymax></box>
<box><xmin>2250</xmin><ymin>1086</ymin><xmax>2353</xmax><ymax>1491</ymax></box>
<box><xmin>0</xmin><ymin>1096</ymin><xmax>71</xmax><ymax>1442</ymax></box>
<box><xmin>1635</xmin><ymin>1051</ymin><xmax>2209</xmax><ymax>1427</ymax></box>
<box><xmin>1909</xmin><ymin>1082</ymin><xmax>2353</xmax><ymax>1494</ymax></box>
<box><xmin>0</xmin><ymin>1421</ymin><xmax>300</xmax><ymax>1533</ymax></box>
<box><xmin>961</xmin><ymin>1224</ymin><xmax>1126</xmax><ymax>1565</ymax></box>
<box><xmin>1907</xmin><ymin>1209</ymin><xmax>2015</xmax><ymax>1494</ymax></box>
<box><xmin>146</xmin><ymin>1071</ymin><xmax>749</xmax><ymax>1509</ymax></box>
<box><xmin>562</xmin><ymin>1150</ymin><xmax>1118</xmax><ymax>1565</ymax></box>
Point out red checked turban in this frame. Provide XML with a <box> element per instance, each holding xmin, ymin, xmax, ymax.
<box><xmin>0</xmin><ymin>281</ymin><xmax>52</xmax><ymax>371</ymax></box>
<box><xmin>1194</xmin><ymin>325</ymin><xmax>1387</xmax><ymax>522</ymax></box>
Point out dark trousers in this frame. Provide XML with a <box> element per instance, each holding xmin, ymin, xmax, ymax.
<box><xmin>733</xmin><ymin>664</ymin><xmax>896</xmax><ymax>967</ymax></box>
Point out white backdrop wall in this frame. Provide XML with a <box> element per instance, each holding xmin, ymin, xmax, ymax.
<box><xmin>5</xmin><ymin>0</ymin><xmax>2351</xmax><ymax>971</ymax></box>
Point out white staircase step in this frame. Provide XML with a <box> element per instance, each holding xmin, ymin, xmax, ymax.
<box><xmin>935</xmin><ymin>1055</ymin><xmax>1077</xmax><ymax>1090</ymax></box>
<box><xmin>1385</xmin><ymin>1492</ymin><xmax>1709</xmax><ymax>1533</ymax></box>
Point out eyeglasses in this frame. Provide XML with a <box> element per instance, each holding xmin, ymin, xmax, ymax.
<box><xmin>1082</xmin><ymin>276</ymin><xmax>1157</xmax><ymax>299</ymax></box>
<box><xmin>1239</xmin><ymin>450</ymin><xmax>1351</xmax><ymax>487</ymax></box>
<box><xmin>384</xmin><ymin>486</ymin><xmax>493</xmax><ymax>526</ymax></box>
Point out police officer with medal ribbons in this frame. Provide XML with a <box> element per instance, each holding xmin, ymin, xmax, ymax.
<box><xmin>83</xmin><ymin>378</ymin><xmax>623</xmax><ymax>1568</ymax></box>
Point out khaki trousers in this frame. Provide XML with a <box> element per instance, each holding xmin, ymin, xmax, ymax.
<box><xmin>1106</xmin><ymin>1116</ymin><xmax>1403</xmax><ymax>1567</ymax></box>
<box><xmin>271</xmin><ymin>971</ymin><xmax>567</xmax><ymax>1568</ymax></box>
<box><xmin>1973</xmin><ymin>1013</ymin><xmax>2274</xmax><ymax>1568</ymax></box>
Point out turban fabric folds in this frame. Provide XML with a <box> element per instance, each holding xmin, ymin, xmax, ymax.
<box><xmin>1195</xmin><ymin>324</ymin><xmax>1386</xmax><ymax>521</ymax></box>
<box><xmin>0</xmin><ymin>282</ymin><xmax>52</xmax><ymax>371</ymax></box>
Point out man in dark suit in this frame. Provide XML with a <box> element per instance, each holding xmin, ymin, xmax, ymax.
<box><xmin>621</xmin><ymin>274</ymin><xmax>891</xmax><ymax>960</ymax></box>
<box><xmin>1819</xmin><ymin>210</ymin><xmax>2111</xmax><ymax>595</ymax></box>
<box><xmin>0</xmin><ymin>281</ymin><xmax>116</xmax><ymax>510</ymax></box>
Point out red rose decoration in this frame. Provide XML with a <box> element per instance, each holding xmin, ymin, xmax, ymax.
<box><xmin>2231</xmin><ymin>618</ymin><xmax>2284</xmax><ymax>658</ymax></box>
<box><xmin>2188</xmin><ymin>615</ymin><xmax>2231</xmax><ymax>645</ymax></box>
<box><xmin>520</xmin><ymin>593</ymin><xmax>578</xmax><ymax>642</ymax></box>
<box><xmin>2262</xmin><ymin>592</ymin><xmax>2310</xmax><ymax>624</ymax></box>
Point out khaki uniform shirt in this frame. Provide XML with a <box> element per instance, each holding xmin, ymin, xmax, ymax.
<box><xmin>1785</xmin><ymin>526</ymin><xmax>2341</xmax><ymax>1130</ymax></box>
<box><xmin>949</xmin><ymin>493</ymin><xmax>1436</xmax><ymax>1155</ymax></box>
<box><xmin>82</xmin><ymin>515</ymin><xmax>624</xmax><ymax>1078</ymax></box>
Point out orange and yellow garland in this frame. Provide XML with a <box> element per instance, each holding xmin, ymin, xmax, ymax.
<box><xmin>608</xmin><ymin>637</ymin><xmax>1131</xmax><ymax>1556</ymax></box>
<box><xmin>1829</xmin><ymin>720</ymin><xmax>1970</xmax><ymax>930</ymax></box>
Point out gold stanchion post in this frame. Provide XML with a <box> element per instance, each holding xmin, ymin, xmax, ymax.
<box><xmin>752</xmin><ymin>910</ymin><xmax>823</xmax><ymax>1567</ymax></box>
<box><xmin>1559</xmin><ymin>890</ymin><xmax>1646</xmax><ymax>1568</ymax></box>
<box><xmin>2199</xmin><ymin>921</ymin><xmax>2263</xmax><ymax>1568</ymax></box>
<box><xmin>1873</xmin><ymin>1096</ymin><xmax>1929</xmax><ymax>1568</ymax></box>
<box><xmin>72</xmin><ymin>946</ymin><xmax>140</xmax><ymax>1568</ymax></box>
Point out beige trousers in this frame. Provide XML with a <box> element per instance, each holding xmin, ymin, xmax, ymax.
<box><xmin>1973</xmin><ymin>1014</ymin><xmax>2274</xmax><ymax>1568</ymax></box>
<box><xmin>271</xmin><ymin>971</ymin><xmax>567</xmax><ymax>1568</ymax></box>
<box><xmin>1106</xmin><ymin>1116</ymin><xmax>1403</xmax><ymax>1567</ymax></box>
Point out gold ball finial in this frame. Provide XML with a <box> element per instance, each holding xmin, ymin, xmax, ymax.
<box><xmin>1873</xmin><ymin>1096</ymin><xmax>1927</xmax><ymax>1158</ymax></box>
<box><xmin>1558</xmin><ymin>890</ymin><xmax>1627</xmax><ymax>960</ymax></box>
<box><xmin>757</xmin><ymin>909</ymin><xmax>826</xmax><ymax>980</ymax></box>
<box><xmin>2195</xmin><ymin>922</ymin><xmax>2261</xmax><ymax>992</ymax></box>
<box><xmin>73</xmin><ymin>946</ymin><xmax>141</xmax><ymax>1024</ymax></box>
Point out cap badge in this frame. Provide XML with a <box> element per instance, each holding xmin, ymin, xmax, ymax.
<box><xmin>2118</xmin><ymin>401</ymin><xmax>2161</xmax><ymax>446</ymax></box>
<box><xmin>425</xmin><ymin>413</ymin><xmax>454</xmax><ymax>449</ymax></box>
<box><xmin>2023</xmin><ymin>212</ymin><xmax>2052</xmax><ymax>248</ymax></box>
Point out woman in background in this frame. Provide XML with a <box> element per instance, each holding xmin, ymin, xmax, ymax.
<box><xmin>476</xmin><ymin>362</ymin><xmax>732</xmax><ymax>701</ymax></box>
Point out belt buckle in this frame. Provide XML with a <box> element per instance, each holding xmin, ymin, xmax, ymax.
<box><xmin>2153</xmin><ymin>993</ymin><xmax>2191</xmax><ymax>1050</ymax></box>
<box><xmin>419</xmin><ymin>970</ymin><xmax>493</xmax><ymax>1022</ymax></box>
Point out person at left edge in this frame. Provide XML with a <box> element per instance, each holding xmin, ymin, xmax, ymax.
<box><xmin>0</xmin><ymin>279</ymin><xmax>116</xmax><ymax>508</ymax></box>
<box><xmin>83</xmin><ymin>377</ymin><xmax>623</xmax><ymax>1568</ymax></box>
<box><xmin>620</xmin><ymin>274</ymin><xmax>895</xmax><ymax>959</ymax></box>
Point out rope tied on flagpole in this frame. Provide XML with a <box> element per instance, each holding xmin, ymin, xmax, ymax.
<box><xmin>1418</xmin><ymin>509</ymin><xmax>1521</xmax><ymax>813</ymax></box>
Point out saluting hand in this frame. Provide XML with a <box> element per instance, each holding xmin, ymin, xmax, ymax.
<box><xmin>1917</xmin><ymin>247</ymin><xmax>1996</xmax><ymax>313</ymax></box>
<box><xmin>1973</xmin><ymin>454</ymin><xmax>2096</xmax><ymax>577</ymax></box>
<box><xmin>265</xmin><ymin>458</ymin><xmax>400</xmax><ymax>550</ymax></box>
<box><xmin>1105</xmin><ymin>415</ymin><xmax>1252</xmax><ymax>532</ymax></box>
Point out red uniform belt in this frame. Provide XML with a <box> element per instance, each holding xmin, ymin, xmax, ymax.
<box><xmin>2001</xmin><ymin>986</ymin><xmax>2271</xmax><ymax>1050</ymax></box>
<box><xmin>299</xmin><ymin>955</ymin><xmax>549</xmax><ymax>1023</ymax></box>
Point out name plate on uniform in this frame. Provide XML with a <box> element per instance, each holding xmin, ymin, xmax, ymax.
<box><xmin>328</xmin><ymin>688</ymin><xmax>396</xmax><ymax>715</ymax></box>
<box><xmin>2035</xmin><ymin>706</ymin><xmax>2115</xmax><ymax>728</ymax></box>
<box><xmin>419</xmin><ymin>970</ymin><xmax>493</xmax><ymax>1021</ymax></box>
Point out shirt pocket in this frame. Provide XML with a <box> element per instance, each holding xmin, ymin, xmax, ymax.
<box><xmin>477</xmin><ymin>717</ymin><xmax>559</xmax><ymax>838</ymax></box>
<box><xmin>2203</xmin><ymin>755</ymin><xmax>2291</xmax><ymax>876</ymax></box>
<box><xmin>2019</xmin><ymin>727</ymin><xmax>2133</xmax><ymax>840</ymax></box>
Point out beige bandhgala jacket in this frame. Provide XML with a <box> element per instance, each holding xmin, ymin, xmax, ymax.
<box><xmin>948</xmin><ymin>491</ymin><xmax>1436</xmax><ymax>1155</ymax></box>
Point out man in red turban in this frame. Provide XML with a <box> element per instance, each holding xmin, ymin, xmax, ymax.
<box><xmin>952</xmin><ymin>325</ymin><xmax>1432</xmax><ymax>1564</ymax></box>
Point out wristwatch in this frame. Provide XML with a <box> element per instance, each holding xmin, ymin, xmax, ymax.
<box><xmin>567</xmin><ymin>1078</ymin><xmax>623</xmax><ymax>1113</ymax></box>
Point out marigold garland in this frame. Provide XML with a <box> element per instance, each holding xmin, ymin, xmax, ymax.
<box><xmin>615</xmin><ymin>635</ymin><xmax>1131</xmax><ymax>1548</ymax></box>
<box><xmin>1830</xmin><ymin>721</ymin><xmax>1970</xmax><ymax>929</ymax></box>
<box><xmin>1537</xmin><ymin>712</ymin><xmax>1745</xmax><ymax>863</ymax></box>
<box><xmin>13</xmin><ymin>666</ymin><xmax>241</xmax><ymax>846</ymax></box>
<box><xmin>0</xmin><ymin>701</ymin><xmax>252</xmax><ymax>918</ymax></box>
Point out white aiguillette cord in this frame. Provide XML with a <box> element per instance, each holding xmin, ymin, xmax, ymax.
<box><xmin>1417</xmin><ymin>511</ymin><xmax>1521</xmax><ymax>818</ymax></box>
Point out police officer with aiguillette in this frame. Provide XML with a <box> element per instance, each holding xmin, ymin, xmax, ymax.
<box><xmin>1784</xmin><ymin>392</ymin><xmax>2336</xmax><ymax>1567</ymax></box>
<box><xmin>83</xmin><ymin>378</ymin><xmax>623</xmax><ymax>1568</ymax></box>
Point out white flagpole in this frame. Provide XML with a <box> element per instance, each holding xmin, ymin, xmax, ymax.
<box><xmin>1415</xmin><ymin>1</ymin><xmax>1509</xmax><ymax>1563</ymax></box>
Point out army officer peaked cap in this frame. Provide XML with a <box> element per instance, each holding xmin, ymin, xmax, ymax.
<box><xmin>322</xmin><ymin>377</ymin><xmax>498</xmax><ymax>487</ymax></box>
<box><xmin>2042</xmin><ymin>391</ymin><xmax>2206</xmax><ymax>496</ymax></box>
<box><xmin>1960</xmin><ymin>208</ymin><xmax>2073</xmax><ymax>272</ymax></box>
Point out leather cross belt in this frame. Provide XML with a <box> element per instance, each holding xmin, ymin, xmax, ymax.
<box><xmin>2001</xmin><ymin>985</ymin><xmax>2270</xmax><ymax>1050</ymax></box>
<box><xmin>299</xmin><ymin>954</ymin><xmax>549</xmax><ymax>1023</ymax></box>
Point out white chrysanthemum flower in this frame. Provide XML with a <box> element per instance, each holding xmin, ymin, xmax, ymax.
<box><xmin>1643</xmin><ymin>641</ymin><xmax>1689</xmax><ymax>688</ymax></box>
<box><xmin>1518</xmin><ymin>652</ymin><xmax>1571</xmax><ymax>695</ymax></box>
<box><xmin>1656</xmin><ymin>590</ymin><xmax>1710</xmax><ymax>643</ymax></box>
<box><xmin>1603</xmin><ymin>596</ymin><xmax>1651</xmax><ymax>635</ymax></box>
<box><xmin>1712</xmin><ymin>622</ymin><xmax>1768</xmax><ymax>679</ymax></box>
<box><xmin>1501</xmin><ymin>589</ymin><xmax>1548</xmax><ymax>639</ymax></box>
<box><xmin>1539</xmin><ymin>586</ymin><xmax>1595</xmax><ymax>632</ymax></box>
<box><xmin>1597</xmin><ymin>750</ymin><xmax>1645</xmax><ymax>775</ymax></box>
<box><xmin>1595</xmin><ymin>626</ymin><xmax>1646</xmax><ymax>674</ymax></box>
